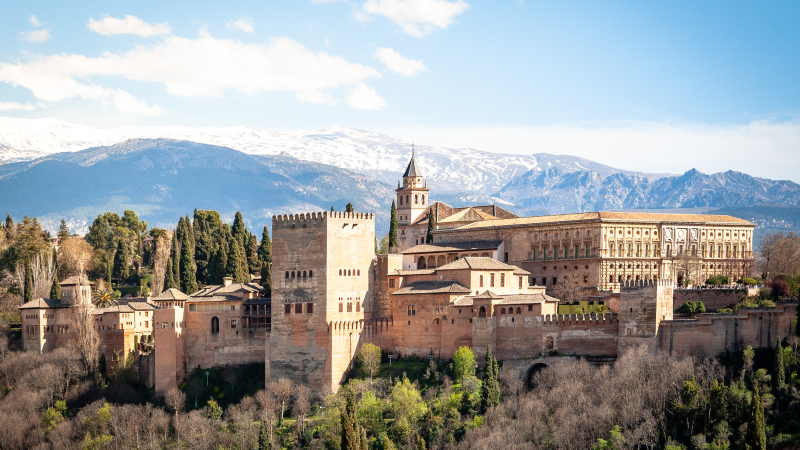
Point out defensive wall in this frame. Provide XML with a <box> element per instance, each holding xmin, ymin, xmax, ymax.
<box><xmin>657</xmin><ymin>302</ymin><xmax>798</xmax><ymax>358</ymax></box>
<box><xmin>673</xmin><ymin>287</ymin><xmax>759</xmax><ymax>312</ymax></box>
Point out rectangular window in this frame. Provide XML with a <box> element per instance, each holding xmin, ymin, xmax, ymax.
<box><xmin>500</xmin><ymin>273</ymin><xmax>505</xmax><ymax>287</ymax></box>
<box><xmin>295</xmin><ymin>303</ymin><xmax>302</xmax><ymax>314</ymax></box>
<box><xmin>564</xmin><ymin>245</ymin><xmax>569</xmax><ymax>258</ymax></box>
<box><xmin>504</xmin><ymin>252</ymin><xmax>509</xmax><ymax>262</ymax></box>
<box><xmin>528</xmin><ymin>304</ymin><xmax>533</xmax><ymax>311</ymax></box>
<box><xmin>339</xmin><ymin>303</ymin><xmax>343</xmax><ymax>312</ymax></box>
<box><xmin>542</xmin><ymin>277</ymin><xmax>547</xmax><ymax>286</ymax></box>
<box><xmin>552</xmin><ymin>277</ymin><xmax>557</xmax><ymax>285</ymax></box>
<box><xmin>355</xmin><ymin>302</ymin><xmax>361</xmax><ymax>312</ymax></box>
<box><xmin>480</xmin><ymin>275</ymin><xmax>484</xmax><ymax>287</ymax></box>
<box><xmin>575</xmin><ymin>245</ymin><xmax>579</xmax><ymax>258</ymax></box>
<box><xmin>407</xmin><ymin>304</ymin><xmax>416</xmax><ymax>316</ymax></box>
<box><xmin>490</xmin><ymin>273</ymin><xmax>495</xmax><ymax>287</ymax></box>
<box><xmin>307</xmin><ymin>303</ymin><xmax>313</xmax><ymax>314</ymax></box>
<box><xmin>145</xmin><ymin>321</ymin><xmax>148</xmax><ymax>327</ymax></box>
<box><xmin>636</xmin><ymin>244</ymin><xmax>640</xmax><ymax>257</ymax></box>
<box><xmin>519</xmin><ymin>277</ymin><xmax>523</xmax><ymax>288</ymax></box>
<box><xmin>347</xmin><ymin>302</ymin><xmax>353</xmax><ymax>312</ymax></box>
<box><xmin>586</xmin><ymin>246</ymin><xmax>591</xmax><ymax>257</ymax></box>
<box><xmin>645</xmin><ymin>244</ymin><xmax>649</xmax><ymax>257</ymax></box>
<box><xmin>389</xmin><ymin>279</ymin><xmax>395</xmax><ymax>288</ymax></box>
<box><xmin>284</xmin><ymin>304</ymin><xmax>291</xmax><ymax>314</ymax></box>
<box><xmin>231</xmin><ymin>319</ymin><xmax>236</xmax><ymax>329</ymax></box>
<box><xmin>533</xmin><ymin>248</ymin><xmax>537</xmax><ymax>260</ymax></box>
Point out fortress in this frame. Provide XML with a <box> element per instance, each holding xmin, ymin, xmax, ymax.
<box><xmin>19</xmin><ymin>154</ymin><xmax>798</xmax><ymax>394</ymax></box>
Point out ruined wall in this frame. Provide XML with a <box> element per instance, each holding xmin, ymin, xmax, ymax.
<box><xmin>658</xmin><ymin>302</ymin><xmax>798</xmax><ymax>358</ymax></box>
<box><xmin>673</xmin><ymin>288</ymin><xmax>758</xmax><ymax>312</ymax></box>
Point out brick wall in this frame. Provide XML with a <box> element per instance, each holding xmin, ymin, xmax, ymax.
<box><xmin>673</xmin><ymin>288</ymin><xmax>759</xmax><ymax>312</ymax></box>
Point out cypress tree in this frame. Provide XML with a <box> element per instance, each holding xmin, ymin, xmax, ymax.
<box><xmin>426</xmin><ymin>211</ymin><xmax>436</xmax><ymax>244</ymax></box>
<box><xmin>180</xmin><ymin>236</ymin><xmax>198</xmax><ymax>294</ymax></box>
<box><xmin>414</xmin><ymin>434</ymin><xmax>427</xmax><ymax>450</ymax></box>
<box><xmin>258</xmin><ymin>226</ymin><xmax>272</xmax><ymax>264</ymax></box>
<box><xmin>58</xmin><ymin>220</ymin><xmax>70</xmax><ymax>240</ymax></box>
<box><xmin>50</xmin><ymin>248</ymin><xmax>61</xmax><ymax>300</ymax></box>
<box><xmin>226</xmin><ymin>238</ymin><xmax>248</xmax><ymax>283</ymax></box>
<box><xmin>346</xmin><ymin>202</ymin><xmax>354</xmax><ymax>213</ymax></box>
<box><xmin>112</xmin><ymin>240</ymin><xmax>130</xmax><ymax>282</ymax></box>
<box><xmin>340</xmin><ymin>388</ymin><xmax>366</xmax><ymax>450</ymax></box>
<box><xmin>232</xmin><ymin>211</ymin><xmax>246</xmax><ymax>246</ymax></box>
<box><xmin>258</xmin><ymin>419</ymin><xmax>272</xmax><ymax>450</ymax></box>
<box><xmin>389</xmin><ymin>200</ymin><xmax>398</xmax><ymax>249</ymax></box>
<box><xmin>164</xmin><ymin>257</ymin><xmax>176</xmax><ymax>291</ymax></box>
<box><xmin>171</xmin><ymin>232</ymin><xmax>180</xmax><ymax>288</ymax></box>
<box><xmin>247</xmin><ymin>233</ymin><xmax>260</xmax><ymax>275</ymax></box>
<box><xmin>774</xmin><ymin>339</ymin><xmax>786</xmax><ymax>393</ymax></box>
<box><xmin>331</xmin><ymin>205</ymin><xmax>334</xmax><ymax>212</ymax></box>
<box><xmin>210</xmin><ymin>239</ymin><xmax>228</xmax><ymax>285</ymax></box>
<box><xmin>744</xmin><ymin>387</ymin><xmax>766</xmax><ymax>450</ymax></box>
<box><xmin>480</xmin><ymin>346</ymin><xmax>500</xmax><ymax>412</ymax></box>
<box><xmin>4</xmin><ymin>213</ymin><xmax>12</xmax><ymax>230</ymax></box>
<box><xmin>260</xmin><ymin>261</ymin><xmax>271</xmax><ymax>294</ymax></box>
<box><xmin>185</xmin><ymin>214</ymin><xmax>195</xmax><ymax>253</ymax></box>
<box><xmin>24</xmin><ymin>259</ymin><xmax>33</xmax><ymax>303</ymax></box>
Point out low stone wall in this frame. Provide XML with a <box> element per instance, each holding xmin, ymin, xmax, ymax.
<box><xmin>657</xmin><ymin>302</ymin><xmax>797</xmax><ymax>358</ymax></box>
<box><xmin>673</xmin><ymin>288</ymin><xmax>759</xmax><ymax>312</ymax></box>
<box><xmin>544</xmin><ymin>313</ymin><xmax>619</xmax><ymax>357</ymax></box>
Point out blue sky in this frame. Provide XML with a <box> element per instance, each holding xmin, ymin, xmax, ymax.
<box><xmin>1</xmin><ymin>1</ymin><xmax>799</xmax><ymax>179</ymax></box>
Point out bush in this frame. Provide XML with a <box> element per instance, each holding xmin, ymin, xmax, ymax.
<box><xmin>677</xmin><ymin>301</ymin><xmax>706</xmax><ymax>314</ymax></box>
<box><xmin>769</xmin><ymin>279</ymin><xmax>791</xmax><ymax>299</ymax></box>
<box><xmin>452</xmin><ymin>346</ymin><xmax>476</xmax><ymax>383</ymax></box>
<box><xmin>740</xmin><ymin>278</ymin><xmax>758</xmax><ymax>285</ymax></box>
<box><xmin>705</xmin><ymin>276</ymin><xmax>729</xmax><ymax>286</ymax></box>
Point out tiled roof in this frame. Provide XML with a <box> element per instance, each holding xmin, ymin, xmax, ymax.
<box><xmin>192</xmin><ymin>283</ymin><xmax>263</xmax><ymax>297</ymax></box>
<box><xmin>187</xmin><ymin>295</ymin><xmax>240</xmax><ymax>303</ymax></box>
<box><xmin>392</xmin><ymin>281</ymin><xmax>471</xmax><ymax>295</ymax></box>
<box><xmin>474</xmin><ymin>290</ymin><xmax>503</xmax><ymax>299</ymax></box>
<box><xmin>496</xmin><ymin>293</ymin><xmax>559</xmax><ymax>305</ymax></box>
<box><xmin>61</xmin><ymin>275</ymin><xmax>93</xmax><ymax>285</ymax></box>
<box><xmin>438</xmin><ymin>207</ymin><xmax>498</xmax><ymax>223</ymax></box>
<box><xmin>389</xmin><ymin>269</ymin><xmax>437</xmax><ymax>275</ymax></box>
<box><xmin>19</xmin><ymin>298</ymin><xmax>68</xmax><ymax>309</ymax></box>
<box><xmin>445</xmin><ymin>211</ymin><xmax>752</xmax><ymax>231</ymax></box>
<box><xmin>402</xmin><ymin>240</ymin><xmax>503</xmax><ymax>254</ymax></box>
<box><xmin>127</xmin><ymin>302</ymin><xmax>155</xmax><ymax>311</ymax></box>
<box><xmin>514</xmin><ymin>268</ymin><xmax>532</xmax><ymax>275</ymax></box>
<box><xmin>153</xmin><ymin>288</ymin><xmax>190</xmax><ymax>300</ymax></box>
<box><xmin>452</xmin><ymin>296</ymin><xmax>474</xmax><ymax>306</ymax></box>
<box><xmin>92</xmin><ymin>305</ymin><xmax>134</xmax><ymax>314</ymax></box>
<box><xmin>436</xmin><ymin>257</ymin><xmax>523</xmax><ymax>272</ymax></box>
<box><xmin>410</xmin><ymin>203</ymin><xmax>518</xmax><ymax>226</ymax></box>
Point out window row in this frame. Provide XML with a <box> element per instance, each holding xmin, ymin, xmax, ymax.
<box><xmin>532</xmin><ymin>245</ymin><xmax>592</xmax><ymax>260</ymax></box>
<box><xmin>157</xmin><ymin>321</ymin><xmax>183</xmax><ymax>329</ymax></box>
<box><xmin>338</xmin><ymin>269</ymin><xmax>361</xmax><ymax>276</ymax></box>
<box><xmin>339</xmin><ymin>299</ymin><xmax>362</xmax><ymax>312</ymax></box>
<box><xmin>398</xmin><ymin>193</ymin><xmax>426</xmax><ymax>206</ymax></box>
<box><xmin>609</xmin><ymin>274</ymin><xmax>658</xmax><ymax>283</ymax></box>
<box><xmin>478</xmin><ymin>273</ymin><xmax>505</xmax><ymax>288</ymax></box>
<box><xmin>285</xmin><ymin>303</ymin><xmax>314</xmax><ymax>314</ymax></box>
<box><xmin>25</xmin><ymin>325</ymin><xmax>70</xmax><ymax>334</ymax></box>
<box><xmin>532</xmin><ymin>275</ymin><xmax>590</xmax><ymax>286</ymax></box>
<box><xmin>188</xmin><ymin>303</ymin><xmax>238</xmax><ymax>312</ymax></box>
<box><xmin>285</xmin><ymin>270</ymin><xmax>314</xmax><ymax>278</ymax></box>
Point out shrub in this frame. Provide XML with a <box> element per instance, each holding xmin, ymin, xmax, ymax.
<box><xmin>677</xmin><ymin>301</ymin><xmax>706</xmax><ymax>314</ymax></box>
<box><xmin>740</xmin><ymin>278</ymin><xmax>758</xmax><ymax>285</ymax></box>
<box><xmin>705</xmin><ymin>276</ymin><xmax>729</xmax><ymax>286</ymax></box>
<box><xmin>452</xmin><ymin>346</ymin><xmax>476</xmax><ymax>383</ymax></box>
<box><xmin>769</xmin><ymin>279</ymin><xmax>791</xmax><ymax>299</ymax></box>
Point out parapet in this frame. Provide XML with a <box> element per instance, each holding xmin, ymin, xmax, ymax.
<box><xmin>620</xmin><ymin>279</ymin><xmax>674</xmax><ymax>290</ymax></box>
<box><xmin>272</xmin><ymin>211</ymin><xmax>376</xmax><ymax>229</ymax></box>
<box><xmin>541</xmin><ymin>313</ymin><xmax>617</xmax><ymax>324</ymax></box>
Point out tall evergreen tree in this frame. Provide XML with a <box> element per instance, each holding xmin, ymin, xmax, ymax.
<box><xmin>258</xmin><ymin>226</ymin><xmax>272</xmax><ymax>264</ymax></box>
<box><xmin>426</xmin><ymin>211</ymin><xmax>436</xmax><ymax>244</ymax></box>
<box><xmin>180</xmin><ymin>236</ymin><xmax>198</xmax><ymax>294</ymax></box>
<box><xmin>185</xmin><ymin>214</ymin><xmax>195</xmax><ymax>253</ymax></box>
<box><xmin>247</xmin><ymin>232</ymin><xmax>260</xmax><ymax>275</ymax></box>
<box><xmin>260</xmin><ymin>261</ymin><xmax>271</xmax><ymax>294</ymax></box>
<box><xmin>164</xmin><ymin>257</ymin><xmax>176</xmax><ymax>291</ymax></box>
<box><xmin>258</xmin><ymin>419</ymin><xmax>272</xmax><ymax>450</ymax></box>
<box><xmin>774</xmin><ymin>339</ymin><xmax>786</xmax><ymax>393</ymax></box>
<box><xmin>112</xmin><ymin>240</ymin><xmax>130</xmax><ymax>282</ymax></box>
<box><xmin>340</xmin><ymin>388</ymin><xmax>367</xmax><ymax>450</ymax></box>
<box><xmin>744</xmin><ymin>387</ymin><xmax>766</xmax><ymax>450</ymax></box>
<box><xmin>389</xmin><ymin>200</ymin><xmax>398</xmax><ymax>249</ymax></box>
<box><xmin>345</xmin><ymin>203</ymin><xmax>354</xmax><ymax>213</ymax></box>
<box><xmin>24</xmin><ymin>259</ymin><xmax>33</xmax><ymax>303</ymax></box>
<box><xmin>480</xmin><ymin>346</ymin><xmax>500</xmax><ymax>412</ymax></box>
<box><xmin>171</xmin><ymin>232</ymin><xmax>180</xmax><ymax>288</ymax></box>
<box><xmin>232</xmin><ymin>211</ymin><xmax>247</xmax><ymax>246</ymax></box>
<box><xmin>226</xmin><ymin>238</ymin><xmax>249</xmax><ymax>283</ymax></box>
<box><xmin>209</xmin><ymin>239</ymin><xmax>229</xmax><ymax>285</ymax></box>
<box><xmin>57</xmin><ymin>220</ymin><xmax>70</xmax><ymax>240</ymax></box>
<box><xmin>50</xmin><ymin>248</ymin><xmax>61</xmax><ymax>300</ymax></box>
<box><xmin>4</xmin><ymin>213</ymin><xmax>13</xmax><ymax>230</ymax></box>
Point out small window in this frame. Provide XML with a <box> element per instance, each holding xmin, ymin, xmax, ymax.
<box><xmin>285</xmin><ymin>304</ymin><xmax>291</xmax><ymax>314</ymax></box>
<box><xmin>501</xmin><ymin>308</ymin><xmax>506</xmax><ymax>314</ymax></box>
<box><xmin>211</xmin><ymin>317</ymin><xmax>219</xmax><ymax>333</ymax></box>
<box><xmin>500</xmin><ymin>273</ymin><xmax>505</xmax><ymax>287</ymax></box>
<box><xmin>291</xmin><ymin>271</ymin><xmax>295</xmax><ymax>278</ymax></box>
<box><xmin>347</xmin><ymin>302</ymin><xmax>353</xmax><ymax>312</ymax></box>
<box><xmin>356</xmin><ymin>302</ymin><xmax>361</xmax><ymax>312</ymax></box>
<box><xmin>303</xmin><ymin>271</ymin><xmax>307</xmax><ymax>277</ymax></box>
<box><xmin>339</xmin><ymin>269</ymin><xmax>342</xmax><ymax>276</ymax></box>
<box><xmin>389</xmin><ymin>279</ymin><xmax>396</xmax><ymax>288</ymax></box>
<box><xmin>307</xmin><ymin>303</ymin><xmax>313</xmax><ymax>314</ymax></box>
<box><xmin>479</xmin><ymin>275</ymin><xmax>484</xmax><ymax>287</ymax></box>
<box><xmin>309</xmin><ymin>270</ymin><xmax>313</xmax><ymax>277</ymax></box>
<box><xmin>357</xmin><ymin>269</ymin><xmax>360</xmax><ymax>276</ymax></box>
<box><xmin>231</xmin><ymin>319</ymin><xmax>236</xmax><ymax>329</ymax></box>
<box><xmin>516</xmin><ymin>307</ymin><xmax>521</xmax><ymax>314</ymax></box>
<box><xmin>295</xmin><ymin>303</ymin><xmax>302</xmax><ymax>314</ymax></box>
<box><xmin>407</xmin><ymin>304</ymin><xmax>416</xmax><ymax>316</ymax></box>
<box><xmin>519</xmin><ymin>277</ymin><xmax>523</xmax><ymax>288</ymax></box>
<box><xmin>552</xmin><ymin>277</ymin><xmax>557</xmax><ymax>285</ymax></box>
<box><xmin>490</xmin><ymin>273</ymin><xmax>495</xmax><ymax>287</ymax></box>
<box><xmin>339</xmin><ymin>303</ymin><xmax>343</xmax><ymax>312</ymax></box>
<box><xmin>528</xmin><ymin>305</ymin><xmax>532</xmax><ymax>312</ymax></box>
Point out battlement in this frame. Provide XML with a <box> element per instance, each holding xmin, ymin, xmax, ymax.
<box><xmin>272</xmin><ymin>211</ymin><xmax>376</xmax><ymax>229</ymax></box>
<box><xmin>620</xmin><ymin>279</ymin><xmax>674</xmax><ymax>290</ymax></box>
<box><xmin>541</xmin><ymin>313</ymin><xmax>618</xmax><ymax>324</ymax></box>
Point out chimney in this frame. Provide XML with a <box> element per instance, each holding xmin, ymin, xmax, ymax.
<box><xmin>222</xmin><ymin>277</ymin><xmax>233</xmax><ymax>287</ymax></box>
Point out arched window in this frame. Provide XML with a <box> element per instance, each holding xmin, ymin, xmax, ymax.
<box><xmin>303</xmin><ymin>271</ymin><xmax>307</xmax><ymax>277</ymax></box>
<box><xmin>291</xmin><ymin>271</ymin><xmax>295</xmax><ymax>278</ymax></box>
<box><xmin>309</xmin><ymin>270</ymin><xmax>313</xmax><ymax>278</ymax></box>
<box><xmin>286</xmin><ymin>271</ymin><xmax>289</xmax><ymax>278</ymax></box>
<box><xmin>415</xmin><ymin>194</ymin><xmax>419</xmax><ymax>204</ymax></box>
<box><xmin>347</xmin><ymin>269</ymin><xmax>351</xmax><ymax>276</ymax></box>
<box><xmin>399</xmin><ymin>196</ymin><xmax>403</xmax><ymax>206</ymax></box>
<box><xmin>417</xmin><ymin>256</ymin><xmax>426</xmax><ymax>269</ymax></box>
<box><xmin>339</xmin><ymin>269</ymin><xmax>342</xmax><ymax>276</ymax></box>
<box><xmin>516</xmin><ymin>307</ymin><xmax>521</xmax><ymax>314</ymax></box>
<box><xmin>211</xmin><ymin>317</ymin><xmax>219</xmax><ymax>333</ymax></box>
<box><xmin>422</xmin><ymin>195</ymin><xmax>425</xmax><ymax>205</ymax></box>
<box><xmin>405</xmin><ymin>195</ymin><xmax>409</xmax><ymax>205</ymax></box>
<box><xmin>357</xmin><ymin>269</ymin><xmax>360</xmax><ymax>276</ymax></box>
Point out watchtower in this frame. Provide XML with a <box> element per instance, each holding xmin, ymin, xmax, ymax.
<box><xmin>618</xmin><ymin>279</ymin><xmax>674</xmax><ymax>351</ymax></box>
<box><xmin>396</xmin><ymin>146</ymin><xmax>430</xmax><ymax>225</ymax></box>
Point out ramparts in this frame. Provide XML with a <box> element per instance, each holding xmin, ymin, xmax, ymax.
<box><xmin>673</xmin><ymin>287</ymin><xmax>759</xmax><ymax>312</ymax></box>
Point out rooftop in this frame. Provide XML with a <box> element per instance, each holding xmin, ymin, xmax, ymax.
<box><xmin>192</xmin><ymin>282</ymin><xmax>263</xmax><ymax>297</ymax></box>
<box><xmin>403</xmin><ymin>154</ymin><xmax>423</xmax><ymax>178</ymax></box>
<box><xmin>402</xmin><ymin>240</ymin><xmax>503</xmax><ymax>255</ymax></box>
<box><xmin>61</xmin><ymin>275</ymin><xmax>93</xmax><ymax>286</ymax></box>
<box><xmin>435</xmin><ymin>256</ymin><xmax>526</xmax><ymax>272</ymax></box>
<box><xmin>392</xmin><ymin>280</ymin><xmax>471</xmax><ymax>295</ymax></box>
<box><xmin>19</xmin><ymin>298</ymin><xmax>68</xmax><ymax>309</ymax></box>
<box><xmin>153</xmin><ymin>288</ymin><xmax>190</xmax><ymax>301</ymax></box>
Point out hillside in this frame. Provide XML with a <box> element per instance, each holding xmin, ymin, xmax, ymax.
<box><xmin>0</xmin><ymin>139</ymin><xmax>395</xmax><ymax>233</ymax></box>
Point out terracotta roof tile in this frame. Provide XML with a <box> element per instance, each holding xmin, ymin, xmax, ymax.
<box><xmin>153</xmin><ymin>288</ymin><xmax>190</xmax><ymax>300</ymax></box>
<box><xmin>402</xmin><ymin>240</ymin><xmax>503</xmax><ymax>254</ymax></box>
<box><xmin>445</xmin><ymin>211</ymin><xmax>753</xmax><ymax>230</ymax></box>
<box><xmin>392</xmin><ymin>281</ymin><xmax>471</xmax><ymax>295</ymax></box>
<box><xmin>436</xmin><ymin>257</ymin><xmax>523</xmax><ymax>272</ymax></box>
<box><xmin>19</xmin><ymin>298</ymin><xmax>67</xmax><ymax>309</ymax></box>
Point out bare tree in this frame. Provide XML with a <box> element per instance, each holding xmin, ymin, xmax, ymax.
<box><xmin>267</xmin><ymin>378</ymin><xmax>294</xmax><ymax>425</ymax></box>
<box><xmin>58</xmin><ymin>238</ymin><xmax>95</xmax><ymax>279</ymax></box>
<box><xmin>671</xmin><ymin>248</ymin><xmax>702</xmax><ymax>286</ymax></box>
<box><xmin>151</xmin><ymin>233</ymin><xmax>171</xmax><ymax>297</ymax></box>
<box><xmin>553</xmin><ymin>272</ymin><xmax>588</xmax><ymax>304</ymax></box>
<box><xmin>255</xmin><ymin>389</ymin><xmax>277</xmax><ymax>443</ymax></box>
<box><xmin>165</xmin><ymin>387</ymin><xmax>186</xmax><ymax>442</ymax></box>
<box><xmin>8</xmin><ymin>250</ymin><xmax>56</xmax><ymax>299</ymax></box>
<box><xmin>758</xmin><ymin>232</ymin><xmax>800</xmax><ymax>280</ymax></box>
<box><xmin>294</xmin><ymin>385</ymin><xmax>311</xmax><ymax>433</ymax></box>
<box><xmin>71</xmin><ymin>265</ymin><xmax>99</xmax><ymax>381</ymax></box>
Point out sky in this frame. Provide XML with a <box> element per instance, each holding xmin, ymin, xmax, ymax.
<box><xmin>1</xmin><ymin>1</ymin><xmax>799</xmax><ymax>180</ymax></box>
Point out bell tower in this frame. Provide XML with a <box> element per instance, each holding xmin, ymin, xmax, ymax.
<box><xmin>396</xmin><ymin>145</ymin><xmax>430</xmax><ymax>225</ymax></box>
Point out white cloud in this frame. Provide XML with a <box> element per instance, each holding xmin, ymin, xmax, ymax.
<box><xmin>0</xmin><ymin>101</ymin><xmax>36</xmax><ymax>111</ymax></box>
<box><xmin>0</xmin><ymin>33</ymin><xmax>381</xmax><ymax>112</ymax></box>
<box><xmin>20</xmin><ymin>29</ymin><xmax>51</xmax><ymax>43</ymax></box>
<box><xmin>374</xmin><ymin>47</ymin><xmax>426</xmax><ymax>76</ymax></box>
<box><xmin>87</xmin><ymin>15</ymin><xmax>171</xmax><ymax>37</ymax></box>
<box><xmin>29</xmin><ymin>15</ymin><xmax>42</xmax><ymax>27</ymax></box>
<box><xmin>346</xmin><ymin>82</ymin><xmax>386</xmax><ymax>110</ymax></box>
<box><xmin>362</xmin><ymin>0</ymin><xmax>469</xmax><ymax>37</ymax></box>
<box><xmin>374</xmin><ymin>120</ymin><xmax>800</xmax><ymax>182</ymax></box>
<box><xmin>227</xmin><ymin>16</ymin><xmax>255</xmax><ymax>33</ymax></box>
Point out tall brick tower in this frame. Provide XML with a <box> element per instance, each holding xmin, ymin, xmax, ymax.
<box><xmin>267</xmin><ymin>211</ymin><xmax>375</xmax><ymax>392</ymax></box>
<box><xmin>618</xmin><ymin>279</ymin><xmax>674</xmax><ymax>351</ymax></box>
<box><xmin>396</xmin><ymin>145</ymin><xmax>430</xmax><ymax>225</ymax></box>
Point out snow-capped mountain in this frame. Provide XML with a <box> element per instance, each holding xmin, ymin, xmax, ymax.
<box><xmin>0</xmin><ymin>116</ymin><xmax>665</xmax><ymax>198</ymax></box>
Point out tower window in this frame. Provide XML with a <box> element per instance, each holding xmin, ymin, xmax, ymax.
<box><xmin>415</xmin><ymin>194</ymin><xmax>418</xmax><ymax>205</ymax></box>
<box><xmin>399</xmin><ymin>196</ymin><xmax>403</xmax><ymax>206</ymax></box>
<box><xmin>490</xmin><ymin>273</ymin><xmax>495</xmax><ymax>287</ymax></box>
<box><xmin>422</xmin><ymin>195</ymin><xmax>425</xmax><ymax>205</ymax></box>
<box><xmin>211</xmin><ymin>316</ymin><xmax>219</xmax><ymax>333</ymax></box>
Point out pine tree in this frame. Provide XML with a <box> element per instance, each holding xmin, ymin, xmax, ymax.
<box><xmin>258</xmin><ymin>419</ymin><xmax>272</xmax><ymax>450</ymax></box>
<box><xmin>232</xmin><ymin>211</ymin><xmax>247</xmax><ymax>246</ymax></box>
<box><xmin>426</xmin><ymin>211</ymin><xmax>436</xmax><ymax>244</ymax></box>
<box><xmin>180</xmin><ymin>236</ymin><xmax>198</xmax><ymax>294</ymax></box>
<box><xmin>744</xmin><ymin>387</ymin><xmax>766</xmax><ymax>450</ymax></box>
<box><xmin>58</xmin><ymin>220</ymin><xmax>70</xmax><ymax>240</ymax></box>
<box><xmin>340</xmin><ymin>388</ymin><xmax>367</xmax><ymax>450</ymax></box>
<box><xmin>24</xmin><ymin>259</ymin><xmax>33</xmax><ymax>303</ymax></box>
<box><xmin>226</xmin><ymin>238</ymin><xmax>248</xmax><ymax>283</ymax></box>
<box><xmin>331</xmin><ymin>205</ymin><xmax>335</xmax><ymax>212</ymax></box>
<box><xmin>4</xmin><ymin>213</ymin><xmax>12</xmax><ymax>230</ymax></box>
<box><xmin>112</xmin><ymin>240</ymin><xmax>130</xmax><ymax>282</ymax></box>
<box><xmin>346</xmin><ymin>203</ymin><xmax>354</xmax><ymax>213</ymax></box>
<box><xmin>774</xmin><ymin>339</ymin><xmax>786</xmax><ymax>393</ymax></box>
<box><xmin>389</xmin><ymin>200</ymin><xmax>398</xmax><ymax>249</ymax></box>
<box><xmin>50</xmin><ymin>248</ymin><xmax>61</xmax><ymax>300</ymax></box>
<box><xmin>185</xmin><ymin>214</ymin><xmax>195</xmax><ymax>253</ymax></box>
<box><xmin>480</xmin><ymin>346</ymin><xmax>500</xmax><ymax>412</ymax></box>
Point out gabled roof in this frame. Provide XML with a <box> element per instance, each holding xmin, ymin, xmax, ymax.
<box><xmin>192</xmin><ymin>282</ymin><xmax>263</xmax><ymax>297</ymax></box>
<box><xmin>127</xmin><ymin>302</ymin><xmax>155</xmax><ymax>311</ymax></box>
<box><xmin>153</xmin><ymin>288</ymin><xmax>190</xmax><ymax>301</ymax></box>
<box><xmin>474</xmin><ymin>290</ymin><xmax>503</xmax><ymax>299</ymax></box>
<box><xmin>496</xmin><ymin>293</ymin><xmax>559</xmax><ymax>305</ymax></box>
<box><xmin>438</xmin><ymin>208</ymin><xmax>498</xmax><ymax>224</ymax></box>
<box><xmin>403</xmin><ymin>155</ymin><xmax>423</xmax><ymax>178</ymax></box>
<box><xmin>401</xmin><ymin>240</ymin><xmax>503</xmax><ymax>255</ymax></box>
<box><xmin>61</xmin><ymin>275</ymin><xmax>93</xmax><ymax>286</ymax></box>
<box><xmin>410</xmin><ymin>203</ymin><xmax>518</xmax><ymax>226</ymax></box>
<box><xmin>19</xmin><ymin>298</ymin><xmax>68</xmax><ymax>309</ymax></box>
<box><xmin>435</xmin><ymin>257</ymin><xmax>523</xmax><ymax>272</ymax></box>
<box><xmin>452</xmin><ymin>296</ymin><xmax>474</xmax><ymax>306</ymax></box>
<box><xmin>392</xmin><ymin>280</ymin><xmax>471</xmax><ymax>295</ymax></box>
<box><xmin>92</xmin><ymin>304</ymin><xmax>134</xmax><ymax>314</ymax></box>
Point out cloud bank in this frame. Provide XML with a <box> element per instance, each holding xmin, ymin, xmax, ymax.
<box><xmin>87</xmin><ymin>15</ymin><xmax>172</xmax><ymax>37</ymax></box>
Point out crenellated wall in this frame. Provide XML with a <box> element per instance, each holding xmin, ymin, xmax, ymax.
<box><xmin>673</xmin><ymin>288</ymin><xmax>758</xmax><ymax>312</ymax></box>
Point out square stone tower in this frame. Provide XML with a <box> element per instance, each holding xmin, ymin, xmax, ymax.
<box><xmin>618</xmin><ymin>279</ymin><xmax>674</xmax><ymax>351</ymax></box>
<box><xmin>267</xmin><ymin>211</ymin><xmax>375</xmax><ymax>392</ymax></box>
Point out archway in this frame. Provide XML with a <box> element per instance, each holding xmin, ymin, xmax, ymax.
<box><xmin>479</xmin><ymin>306</ymin><xmax>487</xmax><ymax>317</ymax></box>
<box><xmin>417</xmin><ymin>256</ymin><xmax>426</xmax><ymax>269</ymax></box>
<box><xmin>525</xmin><ymin>363</ymin><xmax>549</xmax><ymax>389</ymax></box>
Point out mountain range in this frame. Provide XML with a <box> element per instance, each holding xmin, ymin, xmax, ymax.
<box><xmin>0</xmin><ymin>116</ymin><xmax>799</xmax><ymax>236</ymax></box>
